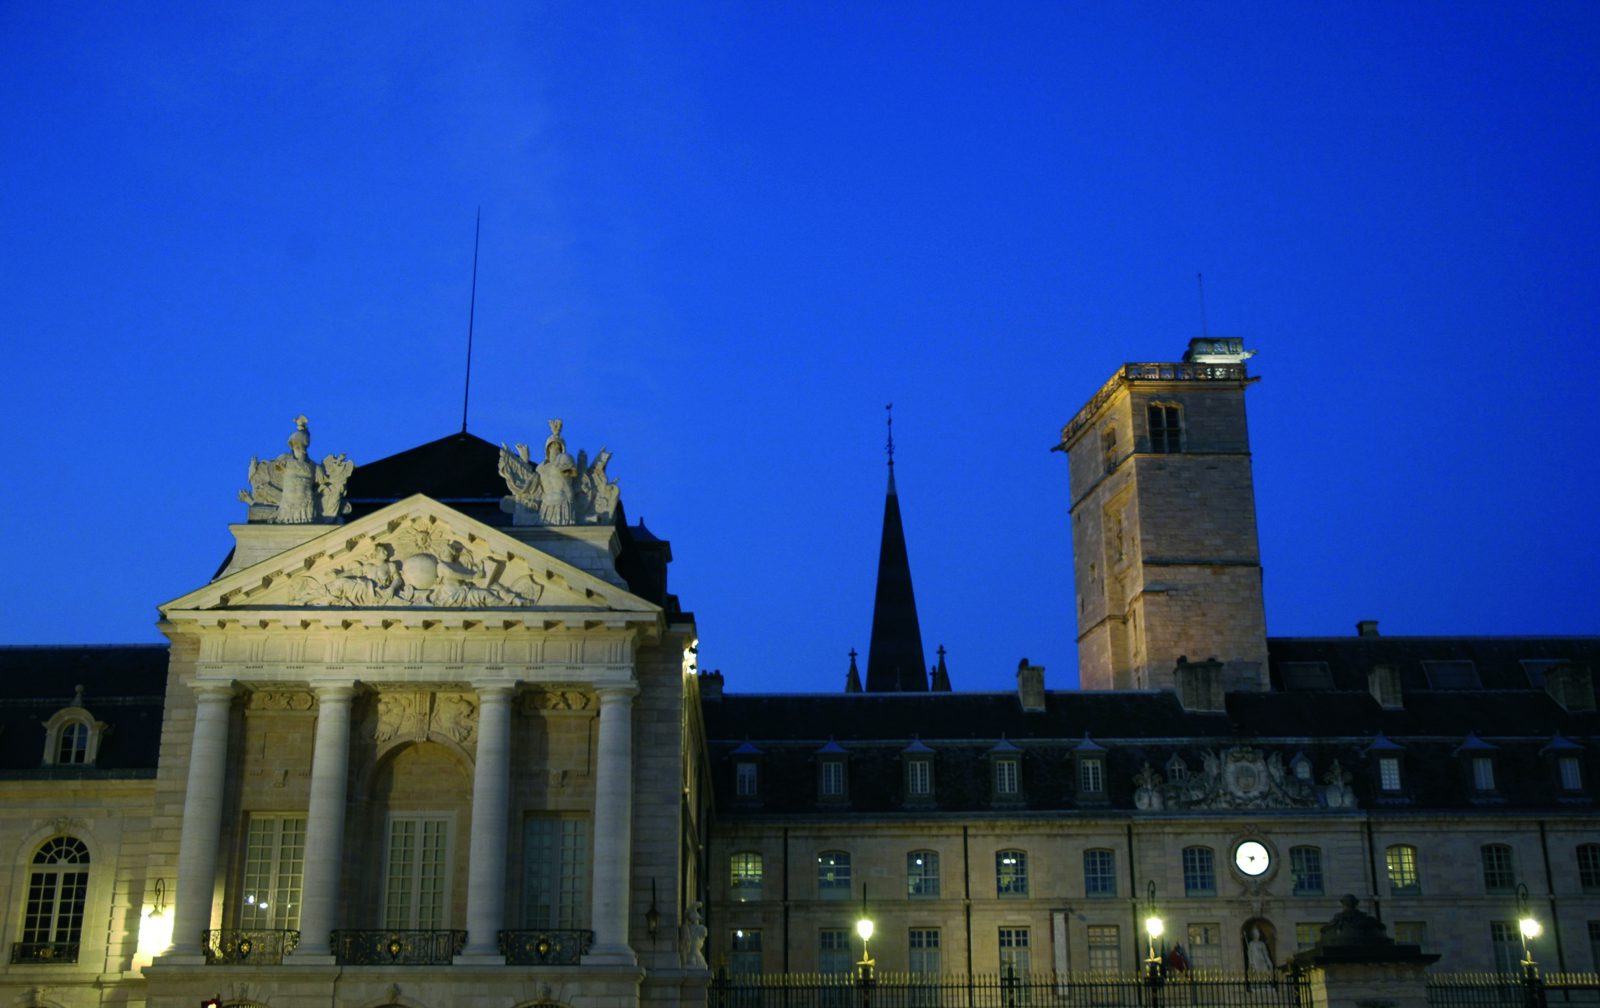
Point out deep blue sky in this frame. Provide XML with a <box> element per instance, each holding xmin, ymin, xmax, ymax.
<box><xmin>3</xmin><ymin>3</ymin><xmax>1596</xmax><ymax>693</ymax></box>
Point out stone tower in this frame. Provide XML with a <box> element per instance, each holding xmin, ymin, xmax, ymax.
<box><xmin>1055</xmin><ymin>338</ymin><xmax>1269</xmax><ymax>693</ymax></box>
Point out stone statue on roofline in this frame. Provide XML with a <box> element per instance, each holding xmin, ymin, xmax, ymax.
<box><xmin>238</xmin><ymin>416</ymin><xmax>353</xmax><ymax>523</ymax></box>
<box><xmin>498</xmin><ymin>419</ymin><xmax>622</xmax><ymax>526</ymax></box>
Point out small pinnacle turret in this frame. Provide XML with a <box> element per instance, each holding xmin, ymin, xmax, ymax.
<box><xmin>844</xmin><ymin>649</ymin><xmax>863</xmax><ymax>693</ymax></box>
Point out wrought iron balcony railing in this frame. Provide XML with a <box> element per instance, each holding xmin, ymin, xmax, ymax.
<box><xmin>10</xmin><ymin>941</ymin><xmax>79</xmax><ymax>964</ymax></box>
<box><xmin>204</xmin><ymin>928</ymin><xmax>299</xmax><ymax>965</ymax></box>
<box><xmin>498</xmin><ymin>929</ymin><xmax>594</xmax><ymax>965</ymax></box>
<box><xmin>331</xmin><ymin>929</ymin><xmax>466</xmax><ymax>966</ymax></box>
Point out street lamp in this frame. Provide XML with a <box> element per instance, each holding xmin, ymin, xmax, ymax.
<box><xmin>1144</xmin><ymin>880</ymin><xmax>1165</xmax><ymax>1001</ymax></box>
<box><xmin>856</xmin><ymin>887</ymin><xmax>876</xmax><ymax>1008</ymax></box>
<box><xmin>1515</xmin><ymin>884</ymin><xmax>1545</xmax><ymax>1008</ymax></box>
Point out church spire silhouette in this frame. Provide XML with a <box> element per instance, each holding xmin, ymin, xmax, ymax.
<box><xmin>866</xmin><ymin>405</ymin><xmax>928</xmax><ymax>692</ymax></box>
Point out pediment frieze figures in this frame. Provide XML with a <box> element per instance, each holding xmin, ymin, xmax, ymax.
<box><xmin>499</xmin><ymin>419</ymin><xmax>621</xmax><ymax>526</ymax></box>
<box><xmin>289</xmin><ymin>515</ymin><xmax>545</xmax><ymax>608</ymax></box>
<box><xmin>1153</xmin><ymin>745</ymin><xmax>1320</xmax><ymax>810</ymax></box>
<box><xmin>239</xmin><ymin>415</ymin><xmax>353</xmax><ymax>524</ymax></box>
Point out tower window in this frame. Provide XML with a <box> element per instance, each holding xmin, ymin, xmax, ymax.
<box><xmin>1148</xmin><ymin>404</ymin><xmax>1182</xmax><ymax>453</ymax></box>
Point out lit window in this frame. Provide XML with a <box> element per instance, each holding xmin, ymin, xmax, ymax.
<box><xmin>1290</xmin><ymin>846</ymin><xmax>1323</xmax><ymax>895</ymax></box>
<box><xmin>730</xmin><ymin>852</ymin><xmax>763</xmax><ymax>902</ymax></box>
<box><xmin>909</xmin><ymin>928</ymin><xmax>941</xmax><ymax>975</ymax></box>
<box><xmin>1086</xmin><ymin>925</ymin><xmax>1119</xmax><ymax>973</ymax></box>
<box><xmin>241</xmin><ymin>815</ymin><xmax>306</xmax><ymax>929</ymax></box>
<box><xmin>18</xmin><ymin>836</ymin><xmax>89</xmax><ymax>964</ymax></box>
<box><xmin>907</xmin><ymin>759</ymin><xmax>932</xmax><ymax>796</ymax></box>
<box><xmin>1560</xmin><ymin>757</ymin><xmax>1583</xmax><ymax>792</ymax></box>
<box><xmin>1079</xmin><ymin>758</ymin><xmax>1105</xmax><ymax>794</ymax></box>
<box><xmin>820</xmin><ymin>760</ymin><xmax>846</xmax><ymax>798</ymax></box>
<box><xmin>523</xmin><ymin>816</ymin><xmax>586</xmax><ymax>928</ymax></box>
<box><xmin>1148</xmin><ymin>403</ymin><xmax>1182</xmax><ymax>453</ymax></box>
<box><xmin>1472</xmin><ymin>757</ymin><xmax>1496</xmax><ymax>792</ymax></box>
<box><xmin>994</xmin><ymin>758</ymin><xmax>1019</xmax><ymax>796</ymax></box>
<box><xmin>996</xmin><ymin>849</ymin><xmax>1028</xmax><ymax>897</ymax></box>
<box><xmin>907</xmin><ymin>850</ymin><xmax>940</xmax><ymax>898</ymax></box>
<box><xmin>1083</xmin><ymin>849</ymin><xmax>1116</xmax><ymax>897</ymax></box>
<box><xmin>1386</xmin><ymin>844</ymin><xmax>1419</xmax><ymax>895</ymax></box>
<box><xmin>1379</xmin><ymin>757</ymin><xmax>1402</xmax><ymax>792</ymax></box>
<box><xmin>1482</xmin><ymin>844</ymin><xmax>1516</xmax><ymax>893</ymax></box>
<box><xmin>817</xmin><ymin>851</ymin><xmax>851</xmax><ymax>899</ymax></box>
<box><xmin>1576</xmin><ymin>844</ymin><xmax>1600</xmax><ymax>892</ymax></box>
<box><xmin>730</xmin><ymin>928</ymin><xmax>762</xmax><ymax>975</ymax></box>
<box><xmin>386</xmin><ymin>815</ymin><xmax>451</xmax><ymax>929</ymax></box>
<box><xmin>735</xmin><ymin>761</ymin><xmax>758</xmax><ymax>798</ymax></box>
<box><xmin>1295</xmin><ymin>923</ymin><xmax>1320</xmax><ymax>952</ymax></box>
<box><xmin>1187</xmin><ymin>923</ymin><xmax>1221</xmax><ymax>970</ymax></box>
<box><xmin>999</xmin><ymin>927</ymin><xmax>1032</xmax><ymax>976</ymax></box>
<box><xmin>1182</xmin><ymin>846</ymin><xmax>1215</xmax><ymax>896</ymax></box>
<box><xmin>819</xmin><ymin>928</ymin><xmax>851</xmax><ymax>974</ymax></box>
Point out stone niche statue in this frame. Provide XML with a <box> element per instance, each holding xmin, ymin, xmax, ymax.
<box><xmin>498</xmin><ymin>419</ymin><xmax>621</xmax><ymax>526</ymax></box>
<box><xmin>238</xmin><ymin>416</ymin><xmax>353</xmax><ymax>524</ymax></box>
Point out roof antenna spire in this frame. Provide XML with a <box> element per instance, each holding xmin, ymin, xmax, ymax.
<box><xmin>460</xmin><ymin>208</ymin><xmax>481</xmax><ymax>433</ymax></box>
<box><xmin>885</xmin><ymin>402</ymin><xmax>895</xmax><ymax>467</ymax></box>
<box><xmin>1196</xmin><ymin>271</ymin><xmax>1210</xmax><ymax>338</ymax></box>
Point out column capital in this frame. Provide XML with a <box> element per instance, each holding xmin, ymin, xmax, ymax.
<box><xmin>474</xmin><ymin>680</ymin><xmax>521</xmax><ymax>700</ymax></box>
<box><xmin>190</xmin><ymin>681</ymin><xmax>238</xmax><ymax>704</ymax></box>
<box><xmin>594</xmin><ymin>681</ymin><xmax>640</xmax><ymax>702</ymax></box>
<box><xmin>310</xmin><ymin>681</ymin><xmax>359</xmax><ymax>703</ymax></box>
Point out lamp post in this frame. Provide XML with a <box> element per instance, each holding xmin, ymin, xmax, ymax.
<box><xmin>1144</xmin><ymin>881</ymin><xmax>1165</xmax><ymax>1006</ymax></box>
<box><xmin>856</xmin><ymin>886</ymin><xmax>876</xmax><ymax>1008</ymax></box>
<box><xmin>1516</xmin><ymin>884</ymin><xmax>1546</xmax><ymax>1008</ymax></box>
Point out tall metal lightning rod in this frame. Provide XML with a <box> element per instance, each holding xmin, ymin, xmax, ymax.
<box><xmin>460</xmin><ymin>208</ymin><xmax>481</xmax><ymax>433</ymax></box>
<box><xmin>885</xmin><ymin>403</ymin><xmax>895</xmax><ymax>467</ymax></box>
<box><xmin>1197</xmin><ymin>272</ymin><xmax>1210</xmax><ymax>338</ymax></box>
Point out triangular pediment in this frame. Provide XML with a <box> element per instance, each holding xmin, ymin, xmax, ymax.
<box><xmin>162</xmin><ymin>495</ymin><xmax>658</xmax><ymax>615</ymax></box>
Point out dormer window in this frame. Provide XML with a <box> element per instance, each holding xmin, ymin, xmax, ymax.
<box><xmin>989</xmin><ymin>738</ymin><xmax>1024</xmax><ymax>805</ymax></box>
<box><xmin>1073</xmin><ymin>733</ymin><xmax>1108</xmax><ymax>803</ymax></box>
<box><xmin>43</xmin><ymin>700</ymin><xmax>106</xmax><ymax>768</ymax></box>
<box><xmin>1379</xmin><ymin>757</ymin><xmax>1402</xmax><ymax>792</ymax></box>
<box><xmin>995</xmin><ymin>759</ymin><xmax>1019</xmax><ymax>795</ymax></box>
<box><xmin>1559</xmin><ymin>757</ymin><xmax>1583</xmax><ymax>792</ymax></box>
<box><xmin>1472</xmin><ymin>757</ymin><xmax>1496</xmax><ymax>792</ymax></box>
<box><xmin>1369</xmin><ymin>734</ymin><xmax>1406</xmax><ymax>797</ymax></box>
<box><xmin>1369</xmin><ymin>665</ymin><xmax>1403</xmax><ymax>708</ymax></box>
<box><xmin>1165</xmin><ymin>756</ymin><xmax>1188</xmax><ymax>783</ymax></box>
<box><xmin>817</xmin><ymin>740</ymin><xmax>848</xmax><ymax>802</ymax></box>
<box><xmin>820</xmin><ymin>760</ymin><xmax>846</xmax><ymax>798</ymax></box>
<box><xmin>1291</xmin><ymin>754</ymin><xmax>1313</xmax><ymax>782</ymax></box>
<box><xmin>902</xmin><ymin>738</ymin><xmax>935</xmax><ymax>805</ymax></box>
<box><xmin>735</xmin><ymin>762</ymin><xmax>759</xmax><ymax>797</ymax></box>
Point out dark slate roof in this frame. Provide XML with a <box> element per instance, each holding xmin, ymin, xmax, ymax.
<box><xmin>0</xmin><ymin>645</ymin><xmax>168</xmax><ymax>775</ymax></box>
<box><xmin>705</xmin><ymin>634</ymin><xmax>1600</xmax><ymax>816</ymax></box>
<box><xmin>346</xmin><ymin>431</ymin><xmax>508</xmax><ymax>524</ymax></box>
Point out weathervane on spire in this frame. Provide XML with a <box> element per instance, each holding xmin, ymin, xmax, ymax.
<box><xmin>885</xmin><ymin>402</ymin><xmax>895</xmax><ymax>467</ymax></box>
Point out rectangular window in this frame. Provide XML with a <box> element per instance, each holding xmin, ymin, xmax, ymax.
<box><xmin>818</xmin><ymin>851</ymin><xmax>851</xmax><ymax>899</ymax></box>
<box><xmin>907</xmin><ymin>759</ymin><xmax>931</xmax><ymax>796</ymax></box>
<box><xmin>1482</xmin><ymin>845</ymin><xmax>1516</xmax><ymax>893</ymax></box>
<box><xmin>996</xmin><ymin>850</ymin><xmax>1028</xmax><ymax>897</ymax></box>
<box><xmin>730</xmin><ymin>928</ymin><xmax>762</xmax><ymax>975</ymax></box>
<box><xmin>1394</xmin><ymin>922</ymin><xmax>1427</xmax><ymax>947</ymax></box>
<box><xmin>908</xmin><ymin>850</ymin><xmax>940</xmax><ymax>898</ymax></box>
<box><xmin>1379</xmin><ymin>757</ymin><xmax>1402</xmax><ymax>792</ymax></box>
<box><xmin>1473</xmin><ymin>758</ymin><xmax>1496</xmax><ymax>792</ymax></box>
<box><xmin>1590</xmin><ymin>921</ymin><xmax>1600</xmax><ymax>971</ymax></box>
<box><xmin>522</xmin><ymin>816</ymin><xmax>587</xmax><ymax>928</ymax></box>
<box><xmin>1290</xmin><ymin>846</ymin><xmax>1324</xmax><ymax>896</ymax></box>
<box><xmin>386</xmin><ymin>815</ymin><xmax>451</xmax><ymax>929</ymax></box>
<box><xmin>1491</xmin><ymin>921</ymin><xmax>1521</xmax><ymax>973</ymax></box>
<box><xmin>1295</xmin><ymin>923</ymin><xmax>1321</xmax><ymax>952</ymax></box>
<box><xmin>909</xmin><ymin>928</ymin><xmax>941</xmax><ymax>974</ymax></box>
<box><xmin>735</xmin><ymin>761</ymin><xmax>758</xmax><ymax>798</ymax></box>
<box><xmin>1148</xmin><ymin>404</ymin><xmax>1181</xmax><ymax>453</ymax></box>
<box><xmin>1083</xmin><ymin>849</ymin><xmax>1116</xmax><ymax>897</ymax></box>
<box><xmin>1182</xmin><ymin>847</ymin><xmax>1215</xmax><ymax>896</ymax></box>
<box><xmin>1187</xmin><ymin>923</ymin><xmax>1221</xmax><ymax>970</ymax></box>
<box><xmin>1386</xmin><ymin>845</ymin><xmax>1419</xmax><ymax>895</ymax></box>
<box><xmin>819</xmin><ymin>928</ymin><xmax>851</xmax><ymax>974</ymax></box>
<box><xmin>730</xmin><ymin>852</ymin><xmax>763</xmax><ymax>902</ymax></box>
<box><xmin>240</xmin><ymin>814</ymin><xmax>306</xmax><ymax>929</ymax></box>
<box><xmin>1370</xmin><ymin>666</ymin><xmax>1403</xmax><ymax>708</ymax></box>
<box><xmin>1086</xmin><ymin>925</ymin><xmax>1119</xmax><ymax>973</ymax></box>
<box><xmin>994</xmin><ymin>759</ymin><xmax>1019</xmax><ymax>796</ymax></box>
<box><xmin>1579</xmin><ymin>845</ymin><xmax>1600</xmax><ymax>892</ymax></box>
<box><xmin>1560</xmin><ymin>757</ymin><xmax>1583</xmax><ymax>791</ymax></box>
<box><xmin>1079</xmin><ymin>758</ymin><xmax>1104</xmax><ymax>794</ymax></box>
<box><xmin>999</xmin><ymin>927</ymin><xmax>1032</xmax><ymax>976</ymax></box>
<box><xmin>821</xmin><ymin>760</ymin><xmax>846</xmax><ymax>798</ymax></box>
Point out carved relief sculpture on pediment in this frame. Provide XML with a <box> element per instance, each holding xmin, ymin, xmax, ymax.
<box><xmin>498</xmin><ymin>419</ymin><xmax>621</xmax><ymax>526</ymax></box>
<box><xmin>286</xmin><ymin>515</ymin><xmax>545</xmax><ymax>608</ymax></box>
<box><xmin>1157</xmin><ymin>746</ymin><xmax>1319</xmax><ymax>810</ymax></box>
<box><xmin>370</xmin><ymin>690</ymin><xmax>477</xmax><ymax>746</ymax></box>
<box><xmin>238</xmin><ymin>416</ymin><xmax>353</xmax><ymax>524</ymax></box>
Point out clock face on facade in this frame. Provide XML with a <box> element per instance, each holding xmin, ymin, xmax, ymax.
<box><xmin>1234</xmin><ymin>840</ymin><xmax>1271</xmax><ymax>876</ymax></box>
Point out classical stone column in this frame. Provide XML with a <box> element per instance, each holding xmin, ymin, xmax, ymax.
<box><xmin>458</xmin><ymin>683</ymin><xmax>516</xmax><ymax>962</ymax></box>
<box><xmin>164</xmin><ymin>682</ymin><xmax>235</xmax><ymax>961</ymax></box>
<box><xmin>291</xmin><ymin>683</ymin><xmax>357</xmax><ymax>959</ymax></box>
<box><xmin>586</xmin><ymin>682</ymin><xmax>639</xmax><ymax>963</ymax></box>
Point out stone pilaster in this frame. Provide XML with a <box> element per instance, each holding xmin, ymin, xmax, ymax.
<box><xmin>291</xmin><ymin>682</ymin><xmax>357</xmax><ymax>960</ymax></box>
<box><xmin>586</xmin><ymin>682</ymin><xmax>639</xmax><ymax>964</ymax></box>
<box><xmin>458</xmin><ymin>682</ymin><xmax>517</xmax><ymax>962</ymax></box>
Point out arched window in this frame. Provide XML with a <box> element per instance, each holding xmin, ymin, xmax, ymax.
<box><xmin>42</xmin><ymin>707</ymin><xmax>105</xmax><ymax>767</ymax></box>
<box><xmin>19</xmin><ymin>836</ymin><xmax>90</xmax><ymax>963</ymax></box>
